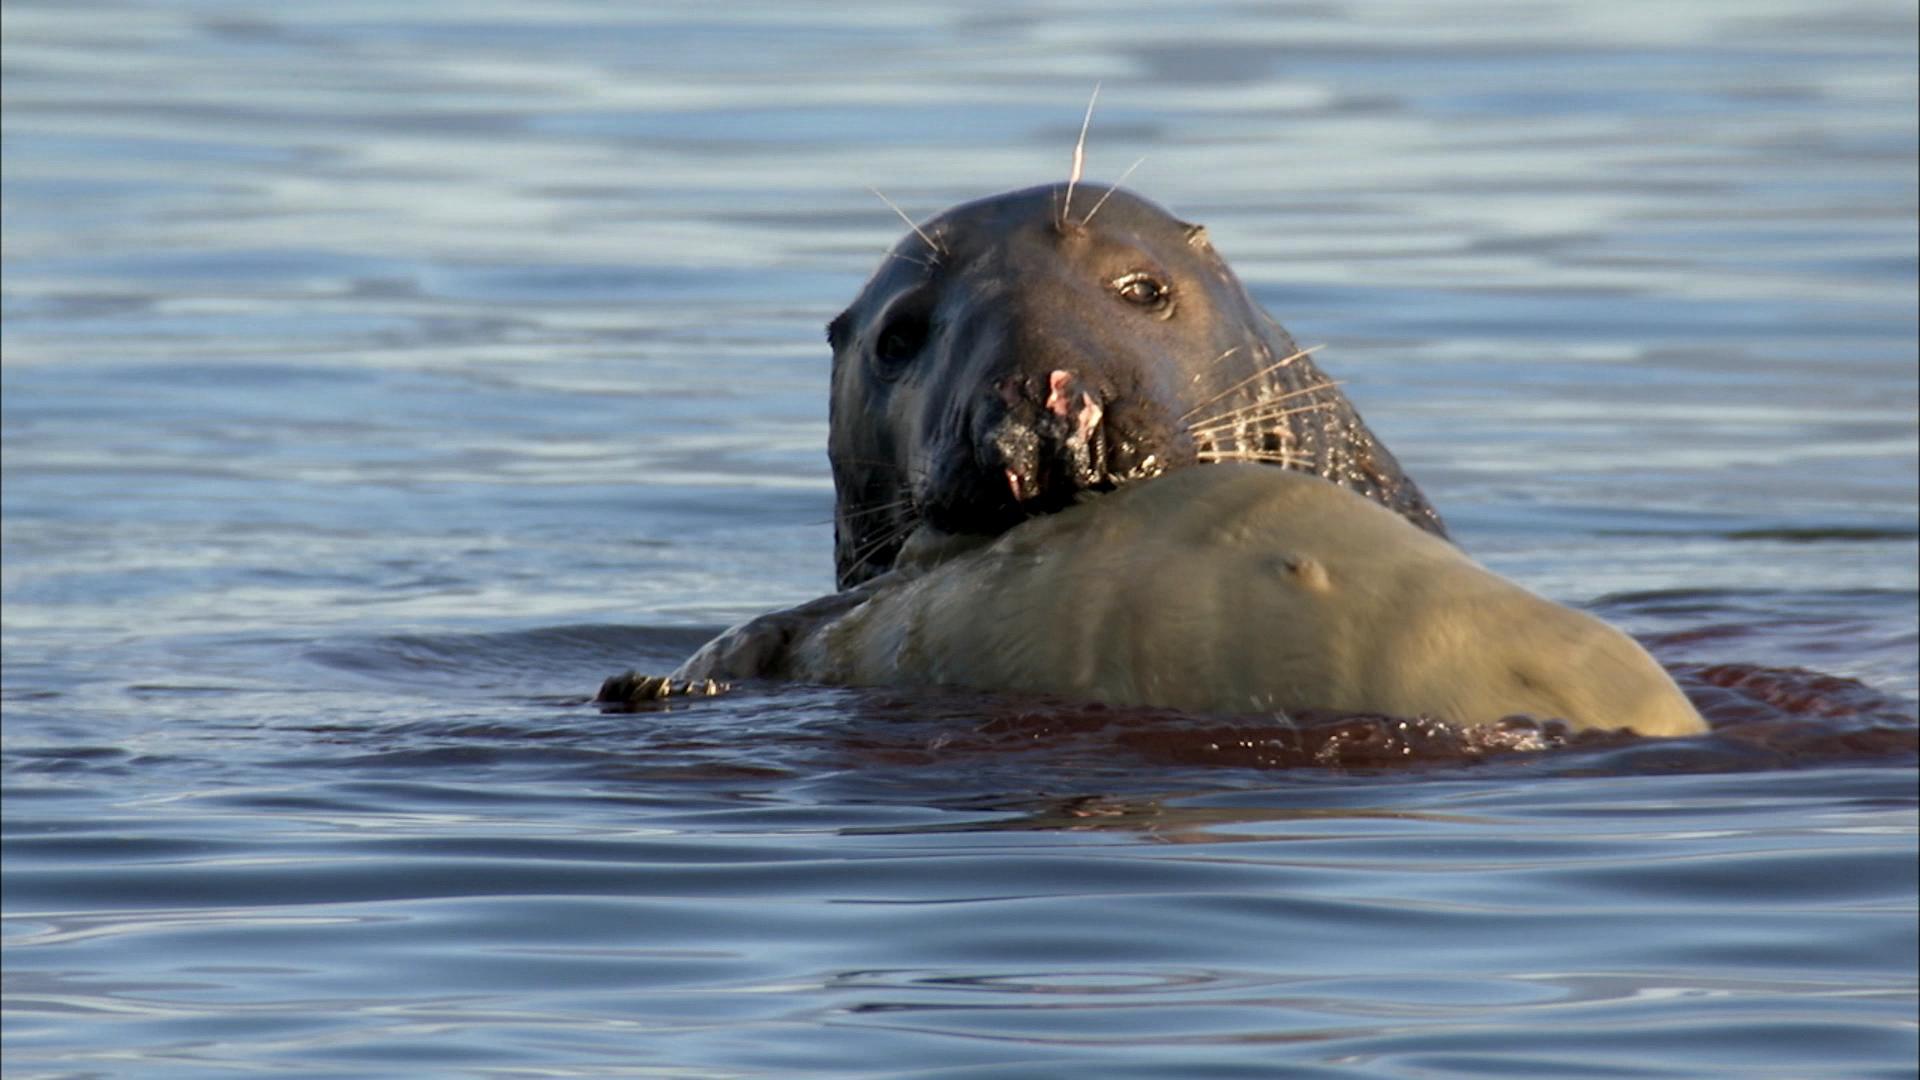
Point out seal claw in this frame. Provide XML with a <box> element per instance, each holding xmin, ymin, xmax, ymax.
<box><xmin>596</xmin><ymin>671</ymin><xmax>730</xmax><ymax>711</ymax></box>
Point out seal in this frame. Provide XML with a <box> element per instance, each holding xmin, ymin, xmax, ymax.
<box><xmin>827</xmin><ymin>182</ymin><xmax>1445</xmax><ymax>588</ymax></box>
<box><xmin>598</xmin><ymin>181</ymin><xmax>1698</xmax><ymax>737</ymax></box>
<box><xmin>672</xmin><ymin>465</ymin><xmax>1707</xmax><ymax>737</ymax></box>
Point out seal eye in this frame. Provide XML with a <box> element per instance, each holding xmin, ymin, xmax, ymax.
<box><xmin>875</xmin><ymin>312</ymin><xmax>929</xmax><ymax>367</ymax></box>
<box><xmin>1113</xmin><ymin>271</ymin><xmax>1171</xmax><ymax>311</ymax></box>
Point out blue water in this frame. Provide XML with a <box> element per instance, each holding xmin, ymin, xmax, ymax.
<box><xmin>4</xmin><ymin>2</ymin><xmax>1916</xmax><ymax>1076</ymax></box>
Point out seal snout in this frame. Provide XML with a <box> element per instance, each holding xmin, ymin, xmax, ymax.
<box><xmin>985</xmin><ymin>367</ymin><xmax>1111</xmax><ymax>510</ymax></box>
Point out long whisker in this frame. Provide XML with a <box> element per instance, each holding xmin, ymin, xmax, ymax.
<box><xmin>1196</xmin><ymin>449</ymin><xmax>1311</xmax><ymax>467</ymax></box>
<box><xmin>848</xmin><ymin>517</ymin><xmax>919</xmax><ymax>575</ymax></box>
<box><xmin>810</xmin><ymin>490</ymin><xmax>912</xmax><ymax>529</ymax></box>
<box><xmin>1079</xmin><ymin>155</ymin><xmax>1145</xmax><ymax>226</ymax></box>
<box><xmin>1191</xmin><ymin>344</ymin><xmax>1244</xmax><ymax>381</ymax></box>
<box><xmin>1176</xmin><ymin>345</ymin><xmax>1325</xmax><ymax>423</ymax></box>
<box><xmin>1061</xmin><ymin>82</ymin><xmax>1101</xmax><ymax>228</ymax></box>
<box><xmin>1186</xmin><ymin>386</ymin><xmax>1344</xmax><ymax>434</ymax></box>
<box><xmin>834</xmin><ymin>496</ymin><xmax>917</xmax><ymax>523</ymax></box>
<box><xmin>848</xmin><ymin>521</ymin><xmax>903</xmax><ymax>562</ymax></box>
<box><xmin>1188</xmin><ymin>402</ymin><xmax>1341</xmax><ymax>441</ymax></box>
<box><xmin>869</xmin><ymin>186</ymin><xmax>946</xmax><ymax>257</ymax></box>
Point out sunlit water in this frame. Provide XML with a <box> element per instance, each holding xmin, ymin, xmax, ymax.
<box><xmin>4</xmin><ymin>2</ymin><xmax>1916</xmax><ymax>1077</ymax></box>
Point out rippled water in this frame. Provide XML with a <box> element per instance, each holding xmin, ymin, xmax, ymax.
<box><xmin>4</xmin><ymin>2</ymin><xmax>1916</xmax><ymax>1077</ymax></box>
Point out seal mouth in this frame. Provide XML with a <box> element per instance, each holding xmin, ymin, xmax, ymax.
<box><xmin>912</xmin><ymin>360</ymin><xmax>1194</xmax><ymax>543</ymax></box>
<box><xmin>989</xmin><ymin>368</ymin><xmax>1117</xmax><ymax>514</ymax></box>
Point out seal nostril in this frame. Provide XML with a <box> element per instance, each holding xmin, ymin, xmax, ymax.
<box><xmin>994</xmin><ymin>374</ymin><xmax>1027</xmax><ymax>407</ymax></box>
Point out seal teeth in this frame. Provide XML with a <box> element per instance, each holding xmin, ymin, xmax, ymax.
<box><xmin>1075</xmin><ymin>392</ymin><xmax>1103</xmax><ymax>443</ymax></box>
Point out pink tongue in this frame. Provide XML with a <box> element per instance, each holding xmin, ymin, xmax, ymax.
<box><xmin>1007</xmin><ymin>468</ymin><xmax>1026</xmax><ymax>502</ymax></box>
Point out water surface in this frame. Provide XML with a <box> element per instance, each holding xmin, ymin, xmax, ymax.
<box><xmin>4</xmin><ymin>2</ymin><xmax>1916</xmax><ymax>1076</ymax></box>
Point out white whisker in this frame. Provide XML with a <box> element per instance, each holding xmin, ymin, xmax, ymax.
<box><xmin>1176</xmin><ymin>345</ymin><xmax>1325</xmax><ymax>423</ymax></box>
<box><xmin>1062</xmin><ymin>82</ymin><xmax>1100</xmax><ymax>227</ymax></box>
<box><xmin>1079</xmin><ymin>155</ymin><xmax>1145</xmax><ymax>226</ymax></box>
<box><xmin>869</xmin><ymin>186</ymin><xmax>946</xmax><ymax>257</ymax></box>
<box><xmin>1197</xmin><ymin>449</ymin><xmax>1311</xmax><ymax>467</ymax></box>
<box><xmin>1186</xmin><ymin>389</ymin><xmax>1343</xmax><ymax>435</ymax></box>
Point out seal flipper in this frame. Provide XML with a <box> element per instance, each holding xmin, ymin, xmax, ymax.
<box><xmin>662</xmin><ymin>579</ymin><xmax>894</xmax><ymax>685</ymax></box>
<box><xmin>596</xmin><ymin>672</ymin><xmax>729</xmax><ymax>710</ymax></box>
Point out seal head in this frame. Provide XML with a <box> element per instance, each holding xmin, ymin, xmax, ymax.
<box><xmin>828</xmin><ymin>183</ymin><xmax>1445</xmax><ymax>588</ymax></box>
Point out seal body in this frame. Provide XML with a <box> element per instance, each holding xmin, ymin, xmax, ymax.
<box><xmin>678</xmin><ymin>465</ymin><xmax>1706</xmax><ymax>737</ymax></box>
<box><xmin>828</xmin><ymin>183</ymin><xmax>1444</xmax><ymax>589</ymax></box>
